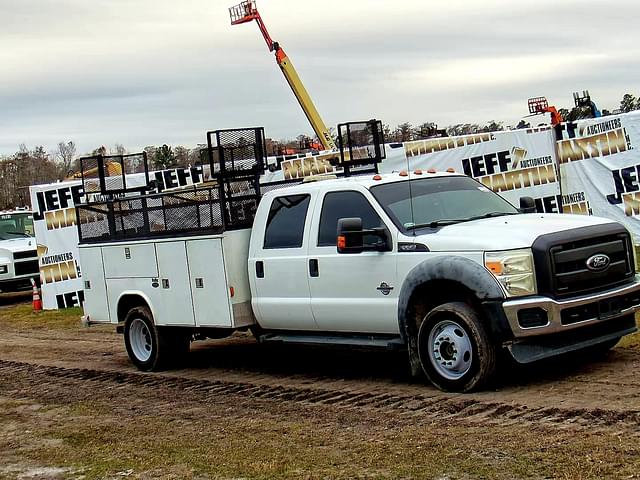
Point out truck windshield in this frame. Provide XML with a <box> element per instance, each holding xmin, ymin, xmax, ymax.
<box><xmin>370</xmin><ymin>176</ymin><xmax>519</xmax><ymax>232</ymax></box>
<box><xmin>0</xmin><ymin>213</ymin><xmax>34</xmax><ymax>240</ymax></box>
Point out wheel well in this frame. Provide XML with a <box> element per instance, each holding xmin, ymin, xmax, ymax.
<box><xmin>117</xmin><ymin>295</ymin><xmax>150</xmax><ymax>324</ymax></box>
<box><xmin>405</xmin><ymin>280</ymin><xmax>480</xmax><ymax>341</ymax></box>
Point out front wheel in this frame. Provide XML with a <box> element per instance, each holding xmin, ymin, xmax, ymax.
<box><xmin>417</xmin><ymin>302</ymin><xmax>497</xmax><ymax>392</ymax></box>
<box><xmin>123</xmin><ymin>306</ymin><xmax>190</xmax><ymax>371</ymax></box>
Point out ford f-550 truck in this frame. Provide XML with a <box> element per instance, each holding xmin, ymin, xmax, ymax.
<box><xmin>77</xmin><ymin>125</ymin><xmax>640</xmax><ymax>392</ymax></box>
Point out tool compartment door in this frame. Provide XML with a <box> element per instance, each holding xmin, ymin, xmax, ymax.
<box><xmin>154</xmin><ymin>241</ymin><xmax>195</xmax><ymax>326</ymax></box>
<box><xmin>78</xmin><ymin>246</ymin><xmax>111</xmax><ymax>323</ymax></box>
<box><xmin>186</xmin><ymin>238</ymin><xmax>232</xmax><ymax>327</ymax></box>
<box><xmin>102</xmin><ymin>243</ymin><xmax>158</xmax><ymax>279</ymax></box>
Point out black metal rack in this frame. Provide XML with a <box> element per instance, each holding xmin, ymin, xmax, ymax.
<box><xmin>207</xmin><ymin>127</ymin><xmax>267</xmax><ymax>176</ymax></box>
<box><xmin>76</xmin><ymin>121</ymin><xmax>385</xmax><ymax>244</ymax></box>
<box><xmin>76</xmin><ymin>186</ymin><xmax>225</xmax><ymax>243</ymax></box>
<box><xmin>337</xmin><ymin>119</ymin><xmax>385</xmax><ymax>176</ymax></box>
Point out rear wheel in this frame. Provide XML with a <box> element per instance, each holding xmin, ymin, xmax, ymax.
<box><xmin>417</xmin><ymin>302</ymin><xmax>497</xmax><ymax>392</ymax></box>
<box><xmin>123</xmin><ymin>306</ymin><xmax>190</xmax><ymax>371</ymax></box>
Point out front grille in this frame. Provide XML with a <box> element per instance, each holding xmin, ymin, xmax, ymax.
<box><xmin>14</xmin><ymin>260</ymin><xmax>39</xmax><ymax>276</ymax></box>
<box><xmin>560</xmin><ymin>289</ymin><xmax>640</xmax><ymax>325</ymax></box>
<box><xmin>533</xmin><ymin>224</ymin><xmax>636</xmax><ymax>299</ymax></box>
<box><xmin>13</xmin><ymin>250</ymin><xmax>37</xmax><ymax>260</ymax></box>
<box><xmin>551</xmin><ymin>234</ymin><xmax>633</xmax><ymax>297</ymax></box>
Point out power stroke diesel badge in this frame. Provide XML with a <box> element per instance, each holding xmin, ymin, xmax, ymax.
<box><xmin>586</xmin><ymin>254</ymin><xmax>611</xmax><ymax>272</ymax></box>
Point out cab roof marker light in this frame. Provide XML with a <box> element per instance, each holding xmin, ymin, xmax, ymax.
<box><xmin>414</xmin><ymin>169</ymin><xmax>423</xmax><ymax>175</ymax></box>
<box><xmin>446</xmin><ymin>168</ymin><xmax>456</xmax><ymax>173</ymax></box>
<box><xmin>372</xmin><ymin>174</ymin><xmax>382</xmax><ymax>181</ymax></box>
<box><xmin>399</xmin><ymin>170</ymin><xmax>409</xmax><ymax>177</ymax></box>
<box><xmin>427</xmin><ymin>168</ymin><xmax>437</xmax><ymax>174</ymax></box>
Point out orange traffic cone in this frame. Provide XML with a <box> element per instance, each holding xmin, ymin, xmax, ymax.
<box><xmin>31</xmin><ymin>279</ymin><xmax>42</xmax><ymax>311</ymax></box>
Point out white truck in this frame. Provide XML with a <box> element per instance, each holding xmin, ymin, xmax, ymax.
<box><xmin>78</xmin><ymin>160</ymin><xmax>640</xmax><ymax>392</ymax></box>
<box><xmin>0</xmin><ymin>210</ymin><xmax>39</xmax><ymax>291</ymax></box>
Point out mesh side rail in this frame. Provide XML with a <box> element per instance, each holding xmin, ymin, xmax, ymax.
<box><xmin>77</xmin><ymin>187</ymin><xmax>225</xmax><ymax>244</ymax></box>
<box><xmin>77</xmin><ymin>203</ymin><xmax>112</xmax><ymax>242</ymax></box>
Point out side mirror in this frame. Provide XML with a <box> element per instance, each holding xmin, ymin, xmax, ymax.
<box><xmin>337</xmin><ymin>217</ymin><xmax>391</xmax><ymax>254</ymax></box>
<box><xmin>519</xmin><ymin>196</ymin><xmax>537</xmax><ymax>214</ymax></box>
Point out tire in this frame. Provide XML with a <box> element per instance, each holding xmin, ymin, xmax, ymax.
<box><xmin>123</xmin><ymin>306</ymin><xmax>190</xmax><ymax>371</ymax></box>
<box><xmin>417</xmin><ymin>302</ymin><xmax>497</xmax><ymax>393</ymax></box>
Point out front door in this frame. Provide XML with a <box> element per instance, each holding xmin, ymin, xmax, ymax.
<box><xmin>307</xmin><ymin>190</ymin><xmax>398</xmax><ymax>334</ymax></box>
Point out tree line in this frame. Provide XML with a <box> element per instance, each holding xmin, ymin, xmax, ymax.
<box><xmin>1</xmin><ymin>92</ymin><xmax>639</xmax><ymax>209</ymax></box>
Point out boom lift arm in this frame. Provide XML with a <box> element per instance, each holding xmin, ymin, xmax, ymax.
<box><xmin>229</xmin><ymin>1</ymin><xmax>337</xmax><ymax>150</ymax></box>
<box><xmin>526</xmin><ymin>97</ymin><xmax>563</xmax><ymax>126</ymax></box>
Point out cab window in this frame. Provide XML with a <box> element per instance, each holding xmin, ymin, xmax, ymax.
<box><xmin>263</xmin><ymin>195</ymin><xmax>310</xmax><ymax>249</ymax></box>
<box><xmin>318</xmin><ymin>191</ymin><xmax>383</xmax><ymax>247</ymax></box>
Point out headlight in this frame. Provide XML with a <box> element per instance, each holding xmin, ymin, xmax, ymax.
<box><xmin>485</xmin><ymin>249</ymin><xmax>536</xmax><ymax>297</ymax></box>
<box><xmin>0</xmin><ymin>265</ymin><xmax>8</xmax><ymax>274</ymax></box>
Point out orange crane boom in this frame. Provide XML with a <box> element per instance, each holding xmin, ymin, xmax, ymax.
<box><xmin>229</xmin><ymin>1</ymin><xmax>336</xmax><ymax>150</ymax></box>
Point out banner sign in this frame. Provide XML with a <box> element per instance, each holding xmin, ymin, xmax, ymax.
<box><xmin>380</xmin><ymin>128</ymin><xmax>562</xmax><ymax>211</ymax></box>
<box><xmin>557</xmin><ymin>111</ymin><xmax>640</xmax><ymax>236</ymax></box>
<box><xmin>30</xmin><ymin>180</ymin><xmax>85</xmax><ymax>309</ymax></box>
<box><xmin>31</xmin><ymin>115</ymin><xmax>640</xmax><ymax>309</ymax></box>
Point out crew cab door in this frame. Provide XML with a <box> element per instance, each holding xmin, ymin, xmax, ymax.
<box><xmin>249</xmin><ymin>193</ymin><xmax>318</xmax><ymax>330</ymax></box>
<box><xmin>307</xmin><ymin>189</ymin><xmax>399</xmax><ymax>334</ymax></box>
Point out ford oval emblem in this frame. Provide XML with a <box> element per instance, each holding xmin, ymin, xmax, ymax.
<box><xmin>586</xmin><ymin>254</ymin><xmax>611</xmax><ymax>272</ymax></box>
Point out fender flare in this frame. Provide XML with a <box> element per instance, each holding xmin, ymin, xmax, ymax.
<box><xmin>116</xmin><ymin>290</ymin><xmax>156</xmax><ymax>324</ymax></box>
<box><xmin>397</xmin><ymin>255</ymin><xmax>505</xmax><ymax>343</ymax></box>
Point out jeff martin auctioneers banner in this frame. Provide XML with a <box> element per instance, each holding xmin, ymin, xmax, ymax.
<box><xmin>557</xmin><ymin>110</ymin><xmax>640</xmax><ymax>238</ymax></box>
<box><xmin>388</xmin><ymin>127</ymin><xmax>562</xmax><ymax>211</ymax></box>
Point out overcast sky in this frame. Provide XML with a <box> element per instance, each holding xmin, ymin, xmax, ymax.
<box><xmin>1</xmin><ymin>0</ymin><xmax>639</xmax><ymax>155</ymax></box>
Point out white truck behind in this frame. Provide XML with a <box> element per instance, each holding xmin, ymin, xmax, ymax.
<box><xmin>0</xmin><ymin>210</ymin><xmax>39</xmax><ymax>291</ymax></box>
<box><xmin>77</xmin><ymin>124</ymin><xmax>640</xmax><ymax>392</ymax></box>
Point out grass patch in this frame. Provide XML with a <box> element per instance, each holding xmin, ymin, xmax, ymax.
<box><xmin>1</xmin><ymin>394</ymin><xmax>638</xmax><ymax>480</ymax></box>
<box><xmin>0</xmin><ymin>304</ymin><xmax>82</xmax><ymax>331</ymax></box>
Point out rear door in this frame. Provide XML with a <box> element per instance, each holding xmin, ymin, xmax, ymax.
<box><xmin>250</xmin><ymin>193</ymin><xmax>317</xmax><ymax>330</ymax></box>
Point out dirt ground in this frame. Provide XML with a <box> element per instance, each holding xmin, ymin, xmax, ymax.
<box><xmin>0</xmin><ymin>300</ymin><xmax>639</xmax><ymax>479</ymax></box>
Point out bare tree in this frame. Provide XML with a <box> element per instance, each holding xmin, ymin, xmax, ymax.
<box><xmin>174</xmin><ymin>146</ymin><xmax>190</xmax><ymax>167</ymax></box>
<box><xmin>112</xmin><ymin>143</ymin><xmax>127</xmax><ymax>156</ymax></box>
<box><xmin>55</xmin><ymin>141</ymin><xmax>77</xmax><ymax>178</ymax></box>
<box><xmin>92</xmin><ymin>145</ymin><xmax>107</xmax><ymax>156</ymax></box>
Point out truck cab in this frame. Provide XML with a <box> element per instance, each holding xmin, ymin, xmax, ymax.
<box><xmin>0</xmin><ymin>210</ymin><xmax>39</xmax><ymax>291</ymax></box>
<box><xmin>247</xmin><ymin>172</ymin><xmax>639</xmax><ymax>391</ymax></box>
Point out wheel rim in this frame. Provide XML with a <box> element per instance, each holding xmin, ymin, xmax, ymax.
<box><xmin>129</xmin><ymin>318</ymin><xmax>153</xmax><ymax>362</ymax></box>
<box><xmin>427</xmin><ymin>320</ymin><xmax>473</xmax><ymax>381</ymax></box>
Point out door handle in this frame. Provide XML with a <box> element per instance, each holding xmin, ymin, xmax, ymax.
<box><xmin>255</xmin><ymin>261</ymin><xmax>264</xmax><ymax>278</ymax></box>
<box><xmin>309</xmin><ymin>259</ymin><xmax>319</xmax><ymax>277</ymax></box>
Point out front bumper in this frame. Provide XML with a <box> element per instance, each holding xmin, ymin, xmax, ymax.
<box><xmin>502</xmin><ymin>277</ymin><xmax>640</xmax><ymax>338</ymax></box>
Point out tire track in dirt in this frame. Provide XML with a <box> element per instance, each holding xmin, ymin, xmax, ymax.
<box><xmin>1</xmin><ymin>359</ymin><xmax>639</xmax><ymax>435</ymax></box>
